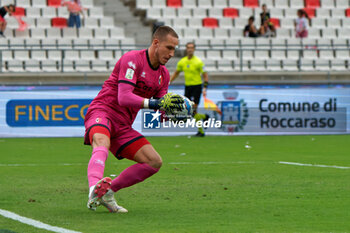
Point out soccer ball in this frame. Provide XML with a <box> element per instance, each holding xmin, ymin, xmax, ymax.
<box><xmin>169</xmin><ymin>95</ymin><xmax>193</xmax><ymax>122</ymax></box>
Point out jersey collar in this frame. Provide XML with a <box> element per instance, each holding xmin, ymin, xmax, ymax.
<box><xmin>146</xmin><ymin>49</ymin><xmax>159</xmax><ymax>71</ymax></box>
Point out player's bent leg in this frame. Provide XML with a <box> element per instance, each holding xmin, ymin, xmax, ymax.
<box><xmin>110</xmin><ymin>144</ymin><xmax>161</xmax><ymax>193</ymax></box>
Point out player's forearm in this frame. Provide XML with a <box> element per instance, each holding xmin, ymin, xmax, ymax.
<box><xmin>170</xmin><ymin>71</ymin><xmax>179</xmax><ymax>83</ymax></box>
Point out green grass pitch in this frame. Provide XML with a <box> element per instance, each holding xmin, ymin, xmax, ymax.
<box><xmin>0</xmin><ymin>135</ymin><xmax>349</xmax><ymax>233</ymax></box>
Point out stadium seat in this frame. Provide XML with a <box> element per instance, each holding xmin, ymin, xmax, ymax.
<box><xmin>73</xmin><ymin>38</ymin><xmax>89</xmax><ymax>49</ymax></box>
<box><xmin>290</xmin><ymin>0</ymin><xmax>304</xmax><ymax>8</ymax></box>
<box><xmin>173</xmin><ymin>18</ymin><xmax>187</xmax><ymax>28</ymax></box>
<box><xmin>26</xmin><ymin>8</ymin><xmax>41</xmax><ymax>18</ymax></box>
<box><xmin>331</xmin><ymin>8</ymin><xmax>345</xmax><ymax>18</ymax></box>
<box><xmin>32</xmin><ymin>0</ymin><xmax>47</xmax><ymax>7</ymax></box>
<box><xmin>327</xmin><ymin>18</ymin><xmax>341</xmax><ymax>28</ymax></box>
<box><xmin>206</xmin><ymin>50</ymin><xmax>222</xmax><ymax>60</ymax></box>
<box><xmin>321</xmin><ymin>0</ymin><xmax>335</xmax><ymax>9</ymax></box>
<box><xmin>25</xmin><ymin>38</ymin><xmax>41</xmax><ymax>49</ymax></box>
<box><xmin>214</xmin><ymin>0</ymin><xmax>228</xmax><ymax>8</ymax></box>
<box><xmin>223</xmin><ymin>8</ymin><xmax>239</xmax><ymax>18</ymax></box>
<box><xmin>42</xmin><ymin>8</ymin><xmax>57</xmax><ymax>18</ymax></box>
<box><xmin>75</xmin><ymin>60</ymin><xmax>91</xmax><ymax>72</ymax></box>
<box><xmin>57</xmin><ymin>7</ymin><xmax>69</xmax><ymax>18</ymax></box>
<box><xmin>167</xmin><ymin>0</ymin><xmax>182</xmax><ymax>7</ymax></box>
<box><xmin>303</xmin><ymin>50</ymin><xmax>318</xmax><ymax>59</ymax></box>
<box><xmin>182</xmin><ymin>0</ymin><xmax>196</xmax><ymax>8</ymax></box>
<box><xmin>89</xmin><ymin>8</ymin><xmax>104</xmax><ymax>18</ymax></box>
<box><xmin>162</xmin><ymin>8</ymin><xmax>177</xmax><ymax>18</ymax></box>
<box><xmin>214</xmin><ymin>28</ymin><xmax>229</xmax><ymax>38</ymax></box>
<box><xmin>7</xmin><ymin>60</ymin><xmax>24</xmax><ymax>72</ymax></box>
<box><xmin>219</xmin><ymin>18</ymin><xmax>234</xmax><ymax>28</ymax></box>
<box><xmin>147</xmin><ymin>8</ymin><xmax>161</xmax><ymax>19</ymax></box>
<box><xmin>319</xmin><ymin>50</ymin><xmax>334</xmax><ymax>59</ymax></box>
<box><xmin>192</xmin><ymin>8</ymin><xmax>207</xmax><ymax>18</ymax></box>
<box><xmin>346</xmin><ymin>8</ymin><xmax>350</xmax><ymax>17</ymax></box>
<box><xmin>14</xmin><ymin>51</ymin><xmax>30</xmax><ymax>60</ymax></box>
<box><xmin>336</xmin><ymin>0</ymin><xmax>349</xmax><ymax>8</ymax></box>
<box><xmin>260</xmin><ymin>0</ymin><xmax>273</xmax><ymax>6</ymax></box>
<box><xmin>9</xmin><ymin>38</ymin><xmax>25</xmax><ymax>49</ymax></box>
<box><xmin>266</xmin><ymin>59</ymin><xmax>282</xmax><ymax>71</ymax></box>
<box><xmin>177</xmin><ymin>8</ymin><xmax>192</xmax><ymax>18</ymax></box>
<box><xmin>210</xmin><ymin>38</ymin><xmax>225</xmax><ymax>48</ymax></box>
<box><xmin>30</xmin><ymin>28</ymin><xmax>46</xmax><ymax>39</ymax></box>
<box><xmin>57</xmin><ymin>38</ymin><xmax>72</xmax><ymax>49</ymax></box>
<box><xmin>284</xmin><ymin>9</ymin><xmax>298</xmax><ymax>18</ymax></box>
<box><xmin>250</xmin><ymin>60</ymin><xmax>266</xmax><ymax>71</ymax></box>
<box><xmin>25</xmin><ymin>60</ymin><xmax>41</xmax><ymax>72</ymax></box>
<box><xmin>244</xmin><ymin>0</ymin><xmax>259</xmax><ymax>8</ymax></box>
<box><xmin>300</xmin><ymin>59</ymin><xmax>314</xmax><ymax>71</ymax></box>
<box><xmin>203</xmin><ymin>18</ymin><xmax>219</xmax><ymax>28</ymax></box>
<box><xmin>312</xmin><ymin>18</ymin><xmax>326</xmax><ymax>28</ymax></box>
<box><xmin>94</xmin><ymin>28</ymin><xmax>110</xmax><ymax>39</ymax></box>
<box><xmin>269</xmin><ymin>18</ymin><xmax>280</xmax><ymax>28</ymax></box>
<box><xmin>31</xmin><ymin>50</ymin><xmax>47</xmax><ymax>60</ymax></box>
<box><xmin>256</xmin><ymin>38</ymin><xmax>271</xmax><ymax>49</ymax></box>
<box><xmin>136</xmin><ymin>0</ymin><xmax>151</xmax><ymax>9</ymax></box>
<box><xmin>12</xmin><ymin>7</ymin><xmax>26</xmax><ymax>17</ymax></box>
<box><xmin>100</xmin><ymin>17</ymin><xmax>115</xmax><ymax>28</ymax></box>
<box><xmin>52</xmin><ymin>17</ymin><xmax>68</xmax><ymax>28</ymax></box>
<box><xmin>330</xmin><ymin>60</ymin><xmax>346</xmax><ymax>71</ymax></box>
<box><xmin>152</xmin><ymin>0</ymin><xmax>167</xmax><ymax>8</ymax></box>
<box><xmin>322</xmin><ymin>28</ymin><xmax>337</xmax><ymax>39</ymax></box>
<box><xmin>254</xmin><ymin>50</ymin><xmax>269</xmax><ymax>60</ymax></box>
<box><xmin>287</xmin><ymin>50</ymin><xmax>300</xmax><ymax>60</ymax></box>
<box><xmin>92</xmin><ymin>60</ymin><xmax>108</xmax><ymax>72</ymax></box>
<box><xmin>89</xmin><ymin>39</ymin><xmax>105</xmax><ymax>49</ymax></box>
<box><xmin>209</xmin><ymin>9</ymin><xmax>223</xmax><ymax>18</ymax></box>
<box><xmin>15</xmin><ymin>29</ymin><xmax>30</xmax><ymax>38</ymax></box>
<box><xmin>280</xmin><ymin>18</ymin><xmax>294</xmax><ymax>29</ymax></box>
<box><xmin>223</xmin><ymin>50</ymin><xmax>238</xmax><ymax>60</ymax></box>
<box><xmin>270</xmin><ymin>8</ymin><xmax>284</xmax><ymax>18</ymax></box>
<box><xmin>305</xmin><ymin>0</ymin><xmax>320</xmax><ymax>9</ymax></box>
<box><xmin>217</xmin><ymin>60</ymin><xmax>234</xmax><ymax>71</ymax></box>
<box><xmin>48</xmin><ymin>0</ymin><xmax>61</xmax><ymax>7</ymax></box>
<box><xmin>47</xmin><ymin>50</ymin><xmax>62</xmax><ymax>60</ymax></box>
<box><xmin>315</xmin><ymin>59</ymin><xmax>330</xmax><ymax>71</ymax></box>
<box><xmin>42</xmin><ymin>60</ymin><xmax>58</xmax><ymax>72</ymax></box>
<box><xmin>304</xmin><ymin>8</ymin><xmax>316</xmax><ymax>18</ymax></box>
<box><xmin>274</xmin><ymin>0</ymin><xmax>288</xmax><ymax>8</ymax></box>
<box><xmin>283</xmin><ymin>60</ymin><xmax>298</xmax><ymax>71</ymax></box>
<box><xmin>316</xmin><ymin>8</ymin><xmax>331</xmax><ymax>18</ymax></box>
<box><xmin>199</xmin><ymin>28</ymin><xmax>214</xmax><ymax>38</ymax></box>
<box><xmin>62</xmin><ymin>60</ymin><xmax>74</xmax><ymax>72</ymax></box>
<box><xmin>198</xmin><ymin>0</ymin><xmax>212</xmax><ymax>8</ymax></box>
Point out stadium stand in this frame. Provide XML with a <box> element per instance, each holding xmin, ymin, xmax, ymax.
<box><xmin>137</xmin><ymin>0</ymin><xmax>350</xmax><ymax>72</ymax></box>
<box><xmin>0</xmin><ymin>0</ymin><xmax>349</xmax><ymax>78</ymax></box>
<box><xmin>0</xmin><ymin>0</ymin><xmax>136</xmax><ymax>73</ymax></box>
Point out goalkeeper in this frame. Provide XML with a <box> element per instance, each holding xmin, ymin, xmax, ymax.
<box><xmin>170</xmin><ymin>42</ymin><xmax>209</xmax><ymax>137</ymax></box>
<box><xmin>84</xmin><ymin>26</ymin><xmax>183</xmax><ymax>213</ymax></box>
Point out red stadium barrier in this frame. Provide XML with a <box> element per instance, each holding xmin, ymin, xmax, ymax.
<box><xmin>305</xmin><ymin>0</ymin><xmax>320</xmax><ymax>9</ymax></box>
<box><xmin>12</xmin><ymin>7</ymin><xmax>25</xmax><ymax>17</ymax></box>
<box><xmin>223</xmin><ymin>8</ymin><xmax>239</xmax><ymax>18</ymax></box>
<box><xmin>48</xmin><ymin>0</ymin><xmax>62</xmax><ymax>7</ymax></box>
<box><xmin>52</xmin><ymin>17</ymin><xmax>68</xmax><ymax>28</ymax></box>
<box><xmin>167</xmin><ymin>0</ymin><xmax>182</xmax><ymax>8</ymax></box>
<box><xmin>244</xmin><ymin>0</ymin><xmax>259</xmax><ymax>8</ymax></box>
<box><xmin>303</xmin><ymin>8</ymin><xmax>315</xmax><ymax>18</ymax></box>
<box><xmin>269</xmin><ymin>18</ymin><xmax>280</xmax><ymax>28</ymax></box>
<box><xmin>346</xmin><ymin>8</ymin><xmax>350</xmax><ymax>17</ymax></box>
<box><xmin>203</xmin><ymin>17</ymin><xmax>218</xmax><ymax>28</ymax></box>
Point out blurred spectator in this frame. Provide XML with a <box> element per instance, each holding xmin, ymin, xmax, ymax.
<box><xmin>260</xmin><ymin>4</ymin><xmax>270</xmax><ymax>26</ymax></box>
<box><xmin>62</xmin><ymin>0</ymin><xmax>85</xmax><ymax>28</ymax></box>
<box><xmin>259</xmin><ymin>19</ymin><xmax>276</xmax><ymax>37</ymax></box>
<box><xmin>0</xmin><ymin>4</ymin><xmax>15</xmax><ymax>37</ymax></box>
<box><xmin>294</xmin><ymin>9</ymin><xmax>309</xmax><ymax>38</ymax></box>
<box><xmin>243</xmin><ymin>16</ymin><xmax>258</xmax><ymax>38</ymax></box>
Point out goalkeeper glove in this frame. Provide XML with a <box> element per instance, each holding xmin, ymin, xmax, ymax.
<box><xmin>148</xmin><ymin>93</ymin><xmax>184</xmax><ymax>112</ymax></box>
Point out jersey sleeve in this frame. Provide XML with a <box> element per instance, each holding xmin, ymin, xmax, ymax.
<box><xmin>199</xmin><ymin>58</ymin><xmax>207</xmax><ymax>74</ymax></box>
<box><xmin>154</xmin><ymin>69</ymin><xmax>170</xmax><ymax>99</ymax></box>
<box><xmin>117</xmin><ymin>53</ymin><xmax>140</xmax><ymax>86</ymax></box>
<box><xmin>176</xmin><ymin>59</ymin><xmax>183</xmax><ymax>72</ymax></box>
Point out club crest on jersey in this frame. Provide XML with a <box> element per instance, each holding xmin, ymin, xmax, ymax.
<box><xmin>125</xmin><ymin>68</ymin><xmax>134</xmax><ymax>80</ymax></box>
<box><xmin>158</xmin><ymin>75</ymin><xmax>163</xmax><ymax>85</ymax></box>
<box><xmin>128</xmin><ymin>61</ymin><xmax>136</xmax><ymax>69</ymax></box>
<box><xmin>95</xmin><ymin>118</ymin><xmax>101</xmax><ymax>123</ymax></box>
<box><xmin>141</xmin><ymin>72</ymin><xmax>146</xmax><ymax>78</ymax></box>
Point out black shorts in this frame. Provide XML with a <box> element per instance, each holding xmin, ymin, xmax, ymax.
<box><xmin>184</xmin><ymin>84</ymin><xmax>202</xmax><ymax>105</ymax></box>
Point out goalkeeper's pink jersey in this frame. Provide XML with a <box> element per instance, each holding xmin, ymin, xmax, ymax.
<box><xmin>86</xmin><ymin>49</ymin><xmax>170</xmax><ymax>126</ymax></box>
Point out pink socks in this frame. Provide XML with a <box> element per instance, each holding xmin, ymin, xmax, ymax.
<box><xmin>111</xmin><ymin>163</ymin><xmax>159</xmax><ymax>192</ymax></box>
<box><xmin>87</xmin><ymin>146</ymin><xmax>109</xmax><ymax>187</ymax></box>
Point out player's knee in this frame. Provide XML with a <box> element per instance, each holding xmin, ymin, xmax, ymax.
<box><xmin>148</xmin><ymin>157</ymin><xmax>162</xmax><ymax>169</ymax></box>
<box><xmin>92</xmin><ymin>134</ymin><xmax>110</xmax><ymax>149</ymax></box>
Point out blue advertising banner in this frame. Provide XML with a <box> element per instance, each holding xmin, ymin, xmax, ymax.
<box><xmin>6</xmin><ymin>99</ymin><xmax>92</xmax><ymax>127</ymax></box>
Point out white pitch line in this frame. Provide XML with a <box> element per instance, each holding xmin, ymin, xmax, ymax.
<box><xmin>0</xmin><ymin>161</ymin><xmax>256</xmax><ymax>167</ymax></box>
<box><xmin>0</xmin><ymin>209</ymin><xmax>81</xmax><ymax>233</ymax></box>
<box><xmin>279</xmin><ymin>161</ymin><xmax>350</xmax><ymax>170</ymax></box>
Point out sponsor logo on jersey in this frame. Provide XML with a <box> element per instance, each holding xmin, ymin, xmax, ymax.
<box><xmin>128</xmin><ymin>61</ymin><xmax>136</xmax><ymax>69</ymax></box>
<box><xmin>125</xmin><ymin>68</ymin><xmax>134</xmax><ymax>80</ymax></box>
